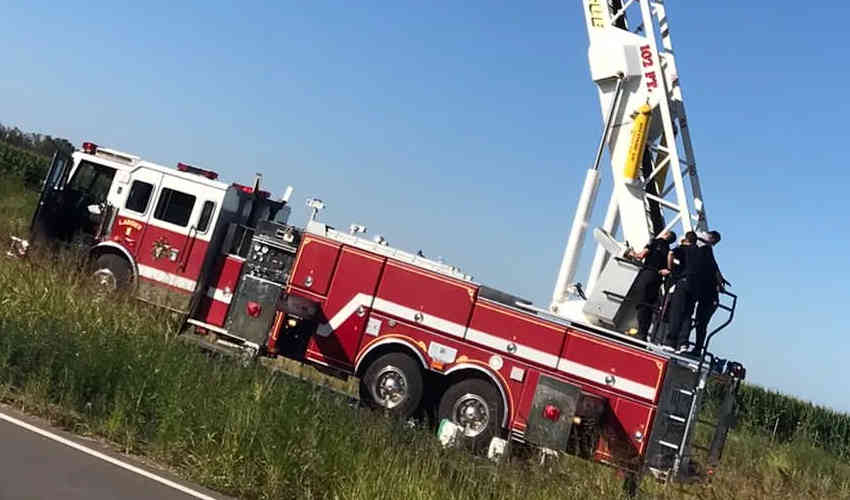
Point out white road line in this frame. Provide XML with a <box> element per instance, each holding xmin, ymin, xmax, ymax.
<box><xmin>0</xmin><ymin>411</ymin><xmax>219</xmax><ymax>500</ymax></box>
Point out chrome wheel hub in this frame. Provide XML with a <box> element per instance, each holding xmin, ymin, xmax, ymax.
<box><xmin>372</xmin><ymin>366</ymin><xmax>408</xmax><ymax>409</ymax></box>
<box><xmin>92</xmin><ymin>268</ymin><xmax>117</xmax><ymax>292</ymax></box>
<box><xmin>452</xmin><ymin>393</ymin><xmax>490</xmax><ymax>437</ymax></box>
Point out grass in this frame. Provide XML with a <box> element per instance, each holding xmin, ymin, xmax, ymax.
<box><xmin>0</xmin><ymin>175</ymin><xmax>849</xmax><ymax>499</ymax></box>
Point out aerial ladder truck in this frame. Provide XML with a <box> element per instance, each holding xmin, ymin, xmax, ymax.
<box><xmin>8</xmin><ymin>0</ymin><xmax>745</xmax><ymax>490</ymax></box>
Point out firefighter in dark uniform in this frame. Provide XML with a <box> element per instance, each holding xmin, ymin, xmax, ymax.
<box><xmin>691</xmin><ymin>230</ymin><xmax>728</xmax><ymax>356</ymax></box>
<box><xmin>666</xmin><ymin>231</ymin><xmax>701</xmax><ymax>351</ymax></box>
<box><xmin>627</xmin><ymin>230</ymin><xmax>676</xmax><ymax>341</ymax></box>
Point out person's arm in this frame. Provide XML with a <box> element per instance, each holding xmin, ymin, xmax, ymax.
<box><xmin>628</xmin><ymin>246</ymin><xmax>650</xmax><ymax>261</ymax></box>
<box><xmin>708</xmin><ymin>247</ymin><xmax>730</xmax><ymax>287</ymax></box>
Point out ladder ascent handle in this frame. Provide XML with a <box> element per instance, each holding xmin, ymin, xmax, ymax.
<box><xmin>592</xmin><ymin>73</ymin><xmax>626</xmax><ymax>172</ymax></box>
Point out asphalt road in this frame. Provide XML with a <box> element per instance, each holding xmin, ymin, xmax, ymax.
<box><xmin>0</xmin><ymin>407</ymin><xmax>230</xmax><ymax>500</ymax></box>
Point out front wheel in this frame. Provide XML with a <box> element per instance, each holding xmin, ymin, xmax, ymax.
<box><xmin>360</xmin><ymin>352</ymin><xmax>424</xmax><ymax>420</ymax></box>
<box><xmin>92</xmin><ymin>254</ymin><xmax>132</xmax><ymax>292</ymax></box>
<box><xmin>438</xmin><ymin>378</ymin><xmax>504</xmax><ymax>452</ymax></box>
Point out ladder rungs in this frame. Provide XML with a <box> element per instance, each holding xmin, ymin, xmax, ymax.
<box><xmin>668</xmin><ymin>414</ymin><xmax>686</xmax><ymax>423</ymax></box>
<box><xmin>658</xmin><ymin>440</ymin><xmax>680</xmax><ymax>450</ymax></box>
<box><xmin>677</xmin><ymin>388</ymin><xmax>694</xmax><ymax>397</ymax></box>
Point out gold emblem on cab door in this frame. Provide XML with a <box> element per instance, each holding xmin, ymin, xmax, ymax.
<box><xmin>152</xmin><ymin>237</ymin><xmax>170</xmax><ymax>260</ymax></box>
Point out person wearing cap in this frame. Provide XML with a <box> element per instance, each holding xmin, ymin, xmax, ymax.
<box><xmin>627</xmin><ymin>230</ymin><xmax>676</xmax><ymax>341</ymax></box>
<box><xmin>690</xmin><ymin>230</ymin><xmax>728</xmax><ymax>356</ymax></box>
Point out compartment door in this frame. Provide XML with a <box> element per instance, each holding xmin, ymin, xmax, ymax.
<box><xmin>307</xmin><ymin>247</ymin><xmax>385</xmax><ymax>368</ymax></box>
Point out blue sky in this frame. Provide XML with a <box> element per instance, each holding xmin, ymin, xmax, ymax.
<box><xmin>1</xmin><ymin>2</ymin><xmax>848</xmax><ymax>412</ymax></box>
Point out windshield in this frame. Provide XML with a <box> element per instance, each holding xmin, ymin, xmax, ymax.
<box><xmin>67</xmin><ymin>160</ymin><xmax>116</xmax><ymax>204</ymax></box>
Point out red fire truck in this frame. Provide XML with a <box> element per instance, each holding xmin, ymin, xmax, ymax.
<box><xmin>9</xmin><ymin>0</ymin><xmax>745</xmax><ymax>487</ymax></box>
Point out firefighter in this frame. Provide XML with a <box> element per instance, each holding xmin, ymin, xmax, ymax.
<box><xmin>627</xmin><ymin>230</ymin><xmax>676</xmax><ymax>341</ymax></box>
<box><xmin>665</xmin><ymin>231</ymin><xmax>700</xmax><ymax>351</ymax></box>
<box><xmin>690</xmin><ymin>230</ymin><xmax>728</xmax><ymax>356</ymax></box>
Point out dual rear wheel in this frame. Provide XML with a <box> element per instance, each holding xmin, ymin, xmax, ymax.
<box><xmin>360</xmin><ymin>351</ymin><xmax>503</xmax><ymax>448</ymax></box>
<box><xmin>361</xmin><ymin>352</ymin><xmax>424</xmax><ymax>419</ymax></box>
<box><xmin>438</xmin><ymin>378</ymin><xmax>503</xmax><ymax>450</ymax></box>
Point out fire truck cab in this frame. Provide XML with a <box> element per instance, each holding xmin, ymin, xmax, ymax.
<box><xmin>21</xmin><ymin>142</ymin><xmax>291</xmax><ymax>314</ymax></box>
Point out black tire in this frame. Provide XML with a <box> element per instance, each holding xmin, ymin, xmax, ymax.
<box><xmin>438</xmin><ymin>377</ymin><xmax>504</xmax><ymax>452</ymax></box>
<box><xmin>360</xmin><ymin>352</ymin><xmax>424</xmax><ymax>420</ymax></box>
<box><xmin>92</xmin><ymin>253</ymin><xmax>132</xmax><ymax>292</ymax></box>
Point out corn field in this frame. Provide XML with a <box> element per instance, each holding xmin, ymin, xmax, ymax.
<box><xmin>732</xmin><ymin>384</ymin><xmax>850</xmax><ymax>460</ymax></box>
<box><xmin>0</xmin><ymin>141</ymin><xmax>49</xmax><ymax>187</ymax></box>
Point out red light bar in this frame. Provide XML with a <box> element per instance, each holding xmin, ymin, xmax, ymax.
<box><xmin>82</xmin><ymin>142</ymin><xmax>98</xmax><ymax>154</ymax></box>
<box><xmin>177</xmin><ymin>162</ymin><xmax>218</xmax><ymax>180</ymax></box>
<box><xmin>231</xmin><ymin>183</ymin><xmax>270</xmax><ymax>198</ymax></box>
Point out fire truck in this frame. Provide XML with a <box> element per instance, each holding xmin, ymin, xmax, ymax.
<box><xmin>9</xmin><ymin>0</ymin><xmax>745</xmax><ymax>488</ymax></box>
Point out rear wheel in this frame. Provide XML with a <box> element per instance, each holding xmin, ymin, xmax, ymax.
<box><xmin>438</xmin><ymin>377</ymin><xmax>504</xmax><ymax>452</ymax></box>
<box><xmin>92</xmin><ymin>254</ymin><xmax>132</xmax><ymax>292</ymax></box>
<box><xmin>361</xmin><ymin>352</ymin><xmax>424</xmax><ymax>420</ymax></box>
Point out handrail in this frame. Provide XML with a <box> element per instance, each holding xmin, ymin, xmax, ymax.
<box><xmin>178</xmin><ymin>225</ymin><xmax>198</xmax><ymax>272</ymax></box>
<box><xmin>703</xmin><ymin>290</ymin><xmax>737</xmax><ymax>354</ymax></box>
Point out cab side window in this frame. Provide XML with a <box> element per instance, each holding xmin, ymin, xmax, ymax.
<box><xmin>125</xmin><ymin>181</ymin><xmax>154</xmax><ymax>213</ymax></box>
<box><xmin>197</xmin><ymin>201</ymin><xmax>215</xmax><ymax>232</ymax></box>
<box><xmin>154</xmin><ymin>188</ymin><xmax>196</xmax><ymax>227</ymax></box>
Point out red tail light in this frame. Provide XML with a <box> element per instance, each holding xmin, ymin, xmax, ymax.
<box><xmin>246</xmin><ymin>301</ymin><xmax>262</xmax><ymax>318</ymax></box>
<box><xmin>542</xmin><ymin>404</ymin><xmax>561</xmax><ymax>421</ymax></box>
<box><xmin>82</xmin><ymin>142</ymin><xmax>98</xmax><ymax>154</ymax></box>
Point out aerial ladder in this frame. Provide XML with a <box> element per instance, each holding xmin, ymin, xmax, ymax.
<box><xmin>551</xmin><ymin>0</ymin><xmax>709</xmax><ymax>331</ymax></box>
<box><xmin>547</xmin><ymin>2</ymin><xmax>744</xmax><ymax>483</ymax></box>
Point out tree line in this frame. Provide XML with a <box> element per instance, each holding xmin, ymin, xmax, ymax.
<box><xmin>0</xmin><ymin>122</ymin><xmax>73</xmax><ymax>157</ymax></box>
<box><xmin>0</xmin><ymin>122</ymin><xmax>72</xmax><ymax>187</ymax></box>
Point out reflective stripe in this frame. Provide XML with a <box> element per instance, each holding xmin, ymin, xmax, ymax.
<box><xmin>372</xmin><ymin>297</ymin><xmax>466</xmax><ymax>338</ymax></box>
<box><xmin>556</xmin><ymin>358</ymin><xmax>656</xmax><ymax>400</ymax></box>
<box><xmin>465</xmin><ymin>328</ymin><xmax>559</xmax><ymax>368</ymax></box>
<box><xmin>317</xmin><ymin>293</ymin><xmax>373</xmax><ymax>337</ymax></box>
<box><xmin>312</xmin><ymin>293</ymin><xmax>657</xmax><ymax>401</ymax></box>
<box><xmin>137</xmin><ymin>264</ymin><xmax>197</xmax><ymax>292</ymax></box>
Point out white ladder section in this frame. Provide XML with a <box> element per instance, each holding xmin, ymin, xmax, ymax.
<box><xmin>552</xmin><ymin>0</ymin><xmax>709</xmax><ymax>311</ymax></box>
